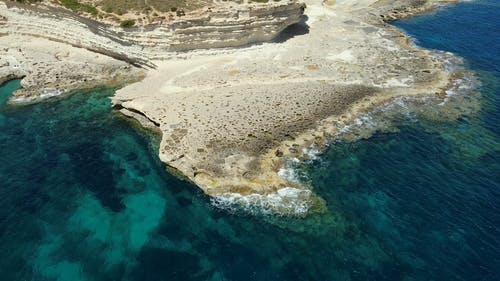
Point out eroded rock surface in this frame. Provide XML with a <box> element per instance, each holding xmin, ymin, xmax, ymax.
<box><xmin>0</xmin><ymin>0</ymin><xmax>460</xmax><ymax>215</ymax></box>
<box><xmin>113</xmin><ymin>0</ymin><xmax>458</xmax><ymax>215</ymax></box>
<box><xmin>0</xmin><ymin>0</ymin><xmax>305</xmax><ymax>99</ymax></box>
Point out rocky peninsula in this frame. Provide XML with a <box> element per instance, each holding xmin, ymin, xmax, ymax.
<box><xmin>0</xmin><ymin>0</ymin><xmax>460</xmax><ymax>215</ymax></box>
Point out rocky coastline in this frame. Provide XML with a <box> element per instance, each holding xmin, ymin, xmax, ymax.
<box><xmin>0</xmin><ymin>0</ymin><xmax>305</xmax><ymax>100</ymax></box>
<box><xmin>0</xmin><ymin>0</ymin><xmax>461</xmax><ymax>216</ymax></box>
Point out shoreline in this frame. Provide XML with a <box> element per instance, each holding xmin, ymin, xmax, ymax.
<box><xmin>113</xmin><ymin>0</ymin><xmax>464</xmax><ymax>216</ymax></box>
<box><xmin>0</xmin><ymin>0</ymin><xmax>466</xmax><ymax>216</ymax></box>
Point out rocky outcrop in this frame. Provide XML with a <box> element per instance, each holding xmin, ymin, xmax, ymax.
<box><xmin>168</xmin><ymin>2</ymin><xmax>305</xmax><ymax>51</ymax></box>
<box><xmin>0</xmin><ymin>0</ymin><xmax>304</xmax><ymax>100</ymax></box>
<box><xmin>112</xmin><ymin>0</ymin><xmax>461</xmax><ymax>216</ymax></box>
<box><xmin>0</xmin><ymin>1</ymin><xmax>155</xmax><ymax>68</ymax></box>
<box><xmin>0</xmin><ymin>55</ymin><xmax>26</xmax><ymax>85</ymax></box>
<box><xmin>375</xmin><ymin>0</ymin><xmax>458</xmax><ymax>21</ymax></box>
<box><xmin>0</xmin><ymin>1</ymin><xmax>305</xmax><ymax>65</ymax></box>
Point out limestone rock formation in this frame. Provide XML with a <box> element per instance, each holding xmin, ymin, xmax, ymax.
<box><xmin>0</xmin><ymin>55</ymin><xmax>26</xmax><ymax>85</ymax></box>
<box><xmin>112</xmin><ymin>0</ymin><xmax>461</xmax><ymax>216</ymax></box>
<box><xmin>0</xmin><ymin>1</ymin><xmax>305</xmax><ymax>64</ymax></box>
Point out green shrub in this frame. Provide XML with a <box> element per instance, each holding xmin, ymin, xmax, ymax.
<box><xmin>58</xmin><ymin>0</ymin><xmax>98</xmax><ymax>16</ymax></box>
<box><xmin>120</xmin><ymin>19</ymin><xmax>136</xmax><ymax>27</ymax></box>
<box><xmin>81</xmin><ymin>5</ymin><xmax>98</xmax><ymax>16</ymax></box>
<box><xmin>59</xmin><ymin>0</ymin><xmax>80</xmax><ymax>10</ymax></box>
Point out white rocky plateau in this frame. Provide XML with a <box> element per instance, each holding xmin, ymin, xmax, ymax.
<box><xmin>0</xmin><ymin>0</ymin><xmax>460</xmax><ymax>216</ymax></box>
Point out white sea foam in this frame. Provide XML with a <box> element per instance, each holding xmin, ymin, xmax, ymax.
<box><xmin>278</xmin><ymin>167</ymin><xmax>299</xmax><ymax>183</ymax></box>
<box><xmin>442</xmin><ymin>59</ymin><xmax>477</xmax><ymax>105</ymax></box>
<box><xmin>210</xmin><ymin>187</ymin><xmax>313</xmax><ymax>217</ymax></box>
<box><xmin>335</xmin><ymin>50</ymin><xmax>478</xmax><ymax>138</ymax></box>
<box><xmin>40</xmin><ymin>88</ymin><xmax>67</xmax><ymax>99</ymax></box>
<box><xmin>209</xmin><ymin>143</ymin><xmax>315</xmax><ymax>217</ymax></box>
<box><xmin>301</xmin><ymin>145</ymin><xmax>320</xmax><ymax>162</ymax></box>
<box><xmin>334</xmin><ymin>112</ymin><xmax>380</xmax><ymax>139</ymax></box>
<box><xmin>212</xmin><ymin>49</ymin><xmax>478</xmax><ymax>217</ymax></box>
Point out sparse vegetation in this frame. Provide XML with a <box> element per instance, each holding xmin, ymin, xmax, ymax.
<box><xmin>98</xmin><ymin>0</ymin><xmax>206</xmax><ymax>14</ymax></box>
<box><xmin>58</xmin><ymin>0</ymin><xmax>98</xmax><ymax>16</ymax></box>
<box><xmin>100</xmin><ymin>0</ymin><xmax>147</xmax><ymax>15</ymax></box>
<box><xmin>20</xmin><ymin>0</ymin><xmax>278</xmax><ymax>25</ymax></box>
<box><xmin>120</xmin><ymin>19</ymin><xmax>136</xmax><ymax>27</ymax></box>
<box><xmin>14</xmin><ymin>0</ymin><xmax>43</xmax><ymax>3</ymax></box>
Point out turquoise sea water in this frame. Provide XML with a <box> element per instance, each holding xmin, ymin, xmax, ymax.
<box><xmin>0</xmin><ymin>1</ymin><xmax>499</xmax><ymax>280</ymax></box>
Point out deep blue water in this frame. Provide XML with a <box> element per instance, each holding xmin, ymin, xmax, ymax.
<box><xmin>0</xmin><ymin>1</ymin><xmax>499</xmax><ymax>280</ymax></box>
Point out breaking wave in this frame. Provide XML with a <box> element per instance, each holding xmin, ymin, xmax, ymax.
<box><xmin>210</xmin><ymin>187</ymin><xmax>314</xmax><ymax>217</ymax></box>
<box><xmin>211</xmin><ymin>50</ymin><xmax>478</xmax><ymax>217</ymax></box>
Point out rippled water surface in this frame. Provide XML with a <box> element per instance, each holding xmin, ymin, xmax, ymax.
<box><xmin>0</xmin><ymin>1</ymin><xmax>499</xmax><ymax>280</ymax></box>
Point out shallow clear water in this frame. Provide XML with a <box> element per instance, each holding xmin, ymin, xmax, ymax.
<box><xmin>0</xmin><ymin>1</ymin><xmax>499</xmax><ymax>280</ymax></box>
